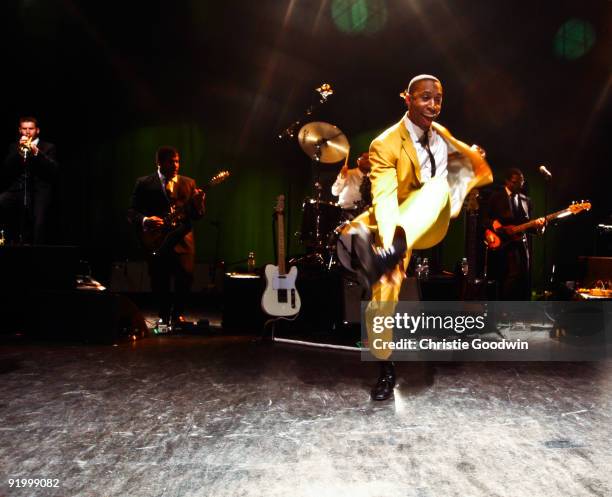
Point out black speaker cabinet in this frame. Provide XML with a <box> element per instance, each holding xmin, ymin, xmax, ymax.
<box><xmin>0</xmin><ymin>245</ymin><xmax>79</xmax><ymax>333</ymax></box>
<box><xmin>0</xmin><ymin>245</ymin><xmax>78</xmax><ymax>293</ymax></box>
<box><xmin>109</xmin><ymin>261</ymin><xmax>151</xmax><ymax>292</ymax></box>
<box><xmin>27</xmin><ymin>291</ymin><xmax>147</xmax><ymax>342</ymax></box>
<box><xmin>577</xmin><ymin>256</ymin><xmax>612</xmax><ymax>287</ymax></box>
<box><xmin>222</xmin><ymin>273</ymin><xmax>266</xmax><ymax>333</ymax></box>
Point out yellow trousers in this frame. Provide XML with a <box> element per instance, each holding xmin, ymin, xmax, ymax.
<box><xmin>351</xmin><ymin>177</ymin><xmax>452</xmax><ymax>360</ymax></box>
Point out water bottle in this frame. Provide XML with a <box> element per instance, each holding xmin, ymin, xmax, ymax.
<box><xmin>415</xmin><ymin>257</ymin><xmax>423</xmax><ymax>279</ymax></box>
<box><xmin>247</xmin><ymin>251</ymin><xmax>256</xmax><ymax>273</ymax></box>
<box><xmin>422</xmin><ymin>257</ymin><xmax>430</xmax><ymax>280</ymax></box>
<box><xmin>461</xmin><ymin>257</ymin><xmax>469</xmax><ymax>277</ymax></box>
<box><xmin>156</xmin><ymin>320</ymin><xmax>169</xmax><ymax>334</ymax></box>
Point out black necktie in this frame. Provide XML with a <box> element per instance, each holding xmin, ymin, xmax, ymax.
<box><xmin>420</xmin><ymin>130</ymin><xmax>436</xmax><ymax>178</ymax></box>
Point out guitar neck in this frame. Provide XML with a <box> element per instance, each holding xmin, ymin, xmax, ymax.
<box><xmin>510</xmin><ymin>208</ymin><xmax>570</xmax><ymax>234</ymax></box>
<box><xmin>277</xmin><ymin>211</ymin><xmax>286</xmax><ymax>275</ymax></box>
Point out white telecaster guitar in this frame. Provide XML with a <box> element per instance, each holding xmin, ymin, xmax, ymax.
<box><xmin>261</xmin><ymin>195</ymin><xmax>301</xmax><ymax>317</ymax></box>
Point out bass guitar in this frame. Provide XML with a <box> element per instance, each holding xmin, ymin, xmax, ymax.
<box><xmin>261</xmin><ymin>195</ymin><xmax>301</xmax><ymax>317</ymax></box>
<box><xmin>485</xmin><ymin>201</ymin><xmax>591</xmax><ymax>250</ymax></box>
<box><xmin>141</xmin><ymin>170</ymin><xmax>229</xmax><ymax>256</ymax></box>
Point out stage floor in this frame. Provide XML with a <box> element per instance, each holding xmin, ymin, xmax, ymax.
<box><xmin>0</xmin><ymin>335</ymin><xmax>611</xmax><ymax>497</ymax></box>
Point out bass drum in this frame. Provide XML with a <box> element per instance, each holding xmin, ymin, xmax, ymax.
<box><xmin>300</xmin><ymin>198</ymin><xmax>342</xmax><ymax>247</ymax></box>
<box><xmin>330</xmin><ymin>221</ymin><xmax>357</xmax><ymax>273</ymax></box>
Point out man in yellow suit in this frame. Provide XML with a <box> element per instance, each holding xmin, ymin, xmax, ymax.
<box><xmin>351</xmin><ymin>75</ymin><xmax>493</xmax><ymax>400</ymax></box>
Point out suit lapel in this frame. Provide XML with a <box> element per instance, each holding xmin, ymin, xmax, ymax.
<box><xmin>398</xmin><ymin>119</ymin><xmax>422</xmax><ymax>184</ymax></box>
<box><xmin>146</xmin><ymin>173</ymin><xmax>171</xmax><ymax>209</ymax></box>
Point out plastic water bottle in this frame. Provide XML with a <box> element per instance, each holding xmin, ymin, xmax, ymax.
<box><xmin>155</xmin><ymin>319</ymin><xmax>169</xmax><ymax>335</ymax></box>
<box><xmin>422</xmin><ymin>258</ymin><xmax>430</xmax><ymax>280</ymax></box>
<box><xmin>415</xmin><ymin>257</ymin><xmax>423</xmax><ymax>279</ymax></box>
<box><xmin>461</xmin><ymin>257</ymin><xmax>469</xmax><ymax>277</ymax></box>
<box><xmin>247</xmin><ymin>251</ymin><xmax>256</xmax><ymax>273</ymax></box>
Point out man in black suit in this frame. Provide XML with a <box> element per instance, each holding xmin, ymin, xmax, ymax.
<box><xmin>0</xmin><ymin>116</ymin><xmax>58</xmax><ymax>244</ymax></box>
<box><xmin>128</xmin><ymin>146</ymin><xmax>205</xmax><ymax>325</ymax></box>
<box><xmin>484</xmin><ymin>168</ymin><xmax>544</xmax><ymax>300</ymax></box>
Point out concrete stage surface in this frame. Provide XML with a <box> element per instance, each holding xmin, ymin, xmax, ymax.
<box><xmin>0</xmin><ymin>335</ymin><xmax>610</xmax><ymax>497</ymax></box>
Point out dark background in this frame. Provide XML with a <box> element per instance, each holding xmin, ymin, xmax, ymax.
<box><xmin>1</xmin><ymin>0</ymin><xmax>610</xmax><ymax>289</ymax></box>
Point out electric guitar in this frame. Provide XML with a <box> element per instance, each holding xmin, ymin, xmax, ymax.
<box><xmin>261</xmin><ymin>195</ymin><xmax>301</xmax><ymax>317</ymax></box>
<box><xmin>141</xmin><ymin>170</ymin><xmax>229</xmax><ymax>256</ymax></box>
<box><xmin>484</xmin><ymin>201</ymin><xmax>591</xmax><ymax>250</ymax></box>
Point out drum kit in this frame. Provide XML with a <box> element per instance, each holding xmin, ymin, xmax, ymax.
<box><xmin>292</xmin><ymin>121</ymin><xmax>359</xmax><ymax>271</ymax></box>
<box><xmin>277</xmin><ymin>83</ymin><xmax>365</xmax><ymax>272</ymax></box>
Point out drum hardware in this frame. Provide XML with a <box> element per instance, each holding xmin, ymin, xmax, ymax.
<box><xmin>295</xmin><ymin>121</ymin><xmax>349</xmax><ymax>263</ymax></box>
<box><xmin>277</xmin><ymin>84</ymin><xmax>352</xmax><ymax>270</ymax></box>
<box><xmin>278</xmin><ymin>83</ymin><xmax>334</xmax><ymax>140</ymax></box>
<box><xmin>277</xmin><ymin>84</ymin><xmax>342</xmax><ymax>268</ymax></box>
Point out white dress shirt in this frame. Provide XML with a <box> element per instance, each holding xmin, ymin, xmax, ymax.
<box><xmin>331</xmin><ymin>168</ymin><xmax>366</xmax><ymax>209</ymax></box>
<box><xmin>403</xmin><ymin>114</ymin><xmax>448</xmax><ymax>182</ymax></box>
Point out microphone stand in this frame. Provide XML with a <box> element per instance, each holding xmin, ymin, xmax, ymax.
<box><xmin>542</xmin><ymin>175</ymin><xmax>551</xmax><ymax>298</ymax></box>
<box><xmin>278</xmin><ymin>84</ymin><xmax>334</xmax><ymax>268</ymax></box>
<box><xmin>19</xmin><ymin>148</ymin><xmax>31</xmax><ymax>245</ymax></box>
<box><xmin>278</xmin><ymin>85</ymin><xmax>333</xmax><ymax>141</ymax></box>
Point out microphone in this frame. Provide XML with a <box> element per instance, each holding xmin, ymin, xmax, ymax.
<box><xmin>538</xmin><ymin>165</ymin><xmax>552</xmax><ymax>179</ymax></box>
<box><xmin>315</xmin><ymin>83</ymin><xmax>333</xmax><ymax>101</ymax></box>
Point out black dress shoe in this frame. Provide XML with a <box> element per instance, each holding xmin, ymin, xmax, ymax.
<box><xmin>352</xmin><ymin>224</ymin><xmax>407</xmax><ymax>288</ymax></box>
<box><xmin>371</xmin><ymin>362</ymin><xmax>396</xmax><ymax>401</ymax></box>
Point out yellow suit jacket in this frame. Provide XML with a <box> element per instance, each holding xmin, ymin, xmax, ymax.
<box><xmin>367</xmin><ymin>116</ymin><xmax>493</xmax><ymax>249</ymax></box>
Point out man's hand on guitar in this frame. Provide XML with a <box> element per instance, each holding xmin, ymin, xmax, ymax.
<box><xmin>492</xmin><ymin>219</ymin><xmax>503</xmax><ymax>232</ymax></box>
<box><xmin>535</xmin><ymin>217</ymin><xmax>546</xmax><ymax>234</ymax></box>
<box><xmin>193</xmin><ymin>188</ymin><xmax>206</xmax><ymax>211</ymax></box>
<box><xmin>193</xmin><ymin>188</ymin><xmax>205</xmax><ymax>200</ymax></box>
<box><xmin>143</xmin><ymin>216</ymin><xmax>165</xmax><ymax>231</ymax></box>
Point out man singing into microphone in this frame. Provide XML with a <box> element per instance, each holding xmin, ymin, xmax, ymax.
<box><xmin>0</xmin><ymin>116</ymin><xmax>59</xmax><ymax>245</ymax></box>
<box><xmin>483</xmin><ymin>168</ymin><xmax>545</xmax><ymax>300</ymax></box>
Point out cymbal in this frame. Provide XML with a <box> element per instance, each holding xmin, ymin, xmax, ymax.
<box><xmin>298</xmin><ymin>122</ymin><xmax>349</xmax><ymax>164</ymax></box>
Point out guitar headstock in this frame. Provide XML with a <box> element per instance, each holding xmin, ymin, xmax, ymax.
<box><xmin>274</xmin><ymin>195</ymin><xmax>285</xmax><ymax>214</ymax></box>
<box><xmin>569</xmin><ymin>201</ymin><xmax>592</xmax><ymax>214</ymax></box>
<box><xmin>210</xmin><ymin>170</ymin><xmax>230</xmax><ymax>186</ymax></box>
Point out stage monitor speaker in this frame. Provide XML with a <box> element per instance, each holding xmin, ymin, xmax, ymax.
<box><xmin>28</xmin><ymin>291</ymin><xmax>148</xmax><ymax>342</ymax></box>
<box><xmin>0</xmin><ymin>245</ymin><xmax>78</xmax><ymax>293</ymax></box>
<box><xmin>577</xmin><ymin>256</ymin><xmax>612</xmax><ymax>286</ymax></box>
<box><xmin>419</xmin><ymin>274</ymin><xmax>459</xmax><ymax>300</ymax></box>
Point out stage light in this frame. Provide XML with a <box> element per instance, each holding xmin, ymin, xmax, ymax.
<box><xmin>553</xmin><ymin>19</ymin><xmax>596</xmax><ymax>61</ymax></box>
<box><xmin>331</xmin><ymin>0</ymin><xmax>387</xmax><ymax>34</ymax></box>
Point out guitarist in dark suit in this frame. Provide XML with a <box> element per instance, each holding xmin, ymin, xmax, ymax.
<box><xmin>128</xmin><ymin>146</ymin><xmax>205</xmax><ymax>324</ymax></box>
<box><xmin>0</xmin><ymin>116</ymin><xmax>59</xmax><ymax>244</ymax></box>
<box><xmin>483</xmin><ymin>168</ymin><xmax>544</xmax><ymax>300</ymax></box>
